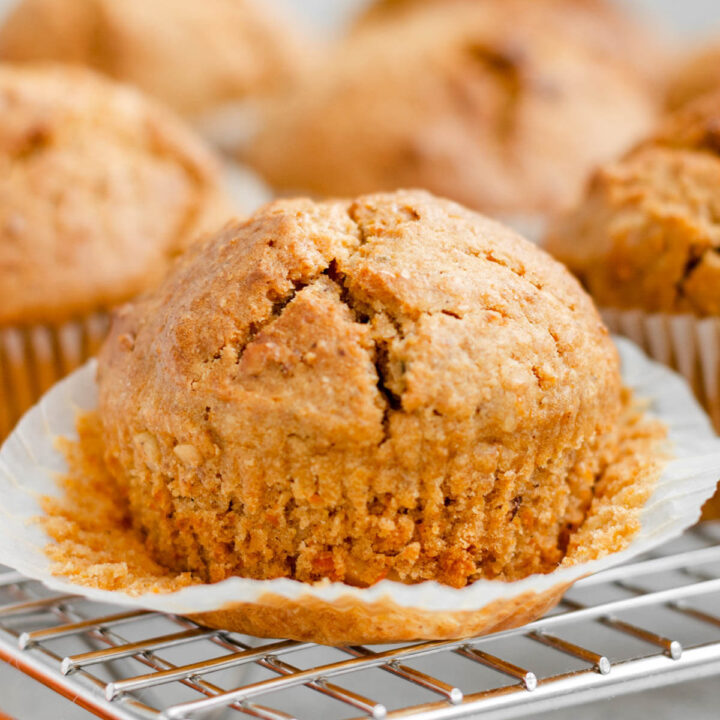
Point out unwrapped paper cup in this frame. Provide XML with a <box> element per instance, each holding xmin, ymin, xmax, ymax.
<box><xmin>1</xmin><ymin>338</ymin><xmax>719</xmax><ymax>645</ymax></box>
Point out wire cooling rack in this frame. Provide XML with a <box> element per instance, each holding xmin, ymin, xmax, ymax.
<box><xmin>1</xmin><ymin>524</ymin><xmax>720</xmax><ymax>720</ymax></box>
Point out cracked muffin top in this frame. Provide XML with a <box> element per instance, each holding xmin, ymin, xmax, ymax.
<box><xmin>544</xmin><ymin>91</ymin><xmax>720</xmax><ymax>317</ymax></box>
<box><xmin>97</xmin><ymin>190</ymin><xmax>623</xmax><ymax>589</ymax></box>
<box><xmin>0</xmin><ymin>0</ymin><xmax>306</xmax><ymax>119</ymax></box>
<box><xmin>0</xmin><ymin>64</ymin><xmax>232</xmax><ymax>325</ymax></box>
<box><xmin>246</xmin><ymin>1</ymin><xmax>659</xmax><ymax>216</ymax></box>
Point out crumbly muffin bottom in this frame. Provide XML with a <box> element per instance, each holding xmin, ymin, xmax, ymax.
<box><xmin>119</xmin><ymin>400</ymin><xmax>627</xmax><ymax>589</ymax></box>
<box><xmin>42</xmin><ymin>398</ymin><xmax>665</xmax><ymax>602</ymax></box>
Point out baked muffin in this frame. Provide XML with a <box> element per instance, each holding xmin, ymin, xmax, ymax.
<box><xmin>246</xmin><ymin>1</ymin><xmax>659</xmax><ymax>217</ymax></box>
<box><xmin>667</xmin><ymin>44</ymin><xmax>720</xmax><ymax>111</ymax></box>
<box><xmin>357</xmin><ymin>0</ymin><xmax>665</xmax><ymax>88</ymax></box>
<box><xmin>0</xmin><ymin>0</ymin><xmax>305</xmax><ymax>128</ymax></box>
<box><xmin>545</xmin><ymin>92</ymin><xmax>720</xmax><ymax>515</ymax></box>
<box><xmin>97</xmin><ymin>189</ymin><xmax>629</xmax><ymax>593</ymax></box>
<box><xmin>545</xmin><ymin>93</ymin><xmax>720</xmax><ymax>319</ymax></box>
<box><xmin>0</xmin><ymin>64</ymin><xmax>232</xmax><ymax>438</ymax></box>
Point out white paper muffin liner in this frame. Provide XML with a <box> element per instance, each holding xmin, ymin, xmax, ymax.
<box><xmin>0</xmin><ymin>338</ymin><xmax>719</xmax><ymax>642</ymax></box>
<box><xmin>602</xmin><ymin>310</ymin><xmax>720</xmax><ymax>433</ymax></box>
<box><xmin>0</xmin><ymin>312</ymin><xmax>109</xmax><ymax>441</ymax></box>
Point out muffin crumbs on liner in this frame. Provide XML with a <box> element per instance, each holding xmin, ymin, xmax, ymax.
<box><xmin>39</xmin><ymin>393</ymin><xmax>668</xmax><ymax>596</ymax></box>
<box><xmin>42</xmin><ymin>412</ymin><xmax>195</xmax><ymax>595</ymax></box>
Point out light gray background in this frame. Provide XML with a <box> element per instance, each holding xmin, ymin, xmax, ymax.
<box><xmin>0</xmin><ymin>0</ymin><xmax>718</xmax><ymax>718</ymax></box>
<box><xmin>274</xmin><ymin>0</ymin><xmax>720</xmax><ymax>39</ymax></box>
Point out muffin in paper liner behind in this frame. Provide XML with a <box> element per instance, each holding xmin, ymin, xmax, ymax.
<box><xmin>602</xmin><ymin>309</ymin><xmax>720</xmax><ymax>518</ymax></box>
<box><xmin>0</xmin><ymin>338</ymin><xmax>719</xmax><ymax>644</ymax></box>
<box><xmin>0</xmin><ymin>64</ymin><xmax>237</xmax><ymax>443</ymax></box>
<box><xmin>0</xmin><ymin>312</ymin><xmax>109</xmax><ymax>441</ymax></box>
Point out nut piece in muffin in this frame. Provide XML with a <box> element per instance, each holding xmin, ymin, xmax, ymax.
<box><xmin>0</xmin><ymin>0</ymin><xmax>306</xmax><ymax>124</ymax></box>
<box><xmin>246</xmin><ymin>1</ymin><xmax>660</xmax><ymax>217</ymax></box>
<box><xmin>0</xmin><ymin>64</ymin><xmax>232</xmax><ymax>437</ymax></box>
<box><xmin>545</xmin><ymin>92</ymin><xmax>720</xmax><ymax>515</ymax></box>
<box><xmin>97</xmin><ymin>189</ymin><xmax>627</xmax><ymax>591</ymax></box>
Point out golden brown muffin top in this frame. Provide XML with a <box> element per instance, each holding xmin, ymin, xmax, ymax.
<box><xmin>246</xmin><ymin>1</ymin><xmax>658</xmax><ymax>216</ymax></box>
<box><xmin>0</xmin><ymin>64</ymin><xmax>232</xmax><ymax>325</ymax></box>
<box><xmin>97</xmin><ymin>190</ymin><xmax>622</xmax><ymax>588</ymax></box>
<box><xmin>545</xmin><ymin>91</ymin><xmax>720</xmax><ymax>317</ymax></box>
<box><xmin>667</xmin><ymin>44</ymin><xmax>720</xmax><ymax>112</ymax></box>
<box><xmin>0</xmin><ymin>0</ymin><xmax>306</xmax><ymax>117</ymax></box>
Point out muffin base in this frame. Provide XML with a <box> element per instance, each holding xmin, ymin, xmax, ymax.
<box><xmin>0</xmin><ymin>313</ymin><xmax>109</xmax><ymax>440</ymax></box>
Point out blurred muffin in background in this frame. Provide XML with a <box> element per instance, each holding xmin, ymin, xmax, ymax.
<box><xmin>0</xmin><ymin>0</ymin><xmax>307</xmax><ymax>146</ymax></box>
<box><xmin>0</xmin><ymin>64</ymin><xmax>232</xmax><ymax>439</ymax></box>
<box><xmin>667</xmin><ymin>43</ymin><xmax>720</xmax><ymax>111</ymax></box>
<box><xmin>246</xmin><ymin>0</ymin><xmax>662</xmax><ymax>219</ymax></box>
<box><xmin>357</xmin><ymin>0</ymin><xmax>665</xmax><ymax>89</ymax></box>
<box><xmin>544</xmin><ymin>91</ymin><xmax>720</xmax><ymax>516</ymax></box>
<box><xmin>545</xmin><ymin>93</ymin><xmax>720</xmax><ymax>324</ymax></box>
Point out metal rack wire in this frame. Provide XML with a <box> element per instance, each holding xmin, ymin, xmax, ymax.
<box><xmin>1</xmin><ymin>523</ymin><xmax>720</xmax><ymax>720</ymax></box>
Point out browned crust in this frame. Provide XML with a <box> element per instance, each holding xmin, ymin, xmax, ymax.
<box><xmin>357</xmin><ymin>0</ymin><xmax>666</xmax><ymax>90</ymax></box>
<box><xmin>545</xmin><ymin>91</ymin><xmax>720</xmax><ymax>523</ymax></box>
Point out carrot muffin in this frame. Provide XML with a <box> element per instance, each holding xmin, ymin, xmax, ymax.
<box><xmin>545</xmin><ymin>91</ymin><xmax>720</xmax><ymax>515</ymax></box>
<box><xmin>246</xmin><ymin>1</ymin><xmax>660</xmax><ymax>217</ymax></box>
<box><xmin>0</xmin><ymin>64</ymin><xmax>232</xmax><ymax>438</ymax></box>
<box><xmin>0</xmin><ymin>0</ymin><xmax>306</xmax><ymax>127</ymax></box>
<box><xmin>667</xmin><ymin>43</ymin><xmax>720</xmax><ymax>111</ymax></box>
<box><xmin>94</xmin><ymin>188</ymin><xmax>647</xmax><ymax>597</ymax></box>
